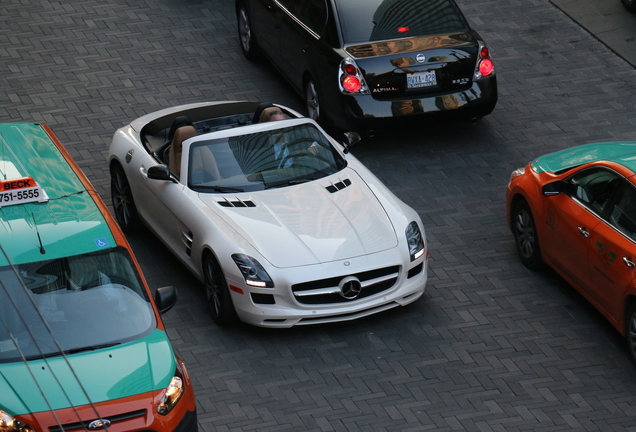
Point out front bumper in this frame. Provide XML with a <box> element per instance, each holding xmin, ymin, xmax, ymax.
<box><xmin>17</xmin><ymin>375</ymin><xmax>197</xmax><ymax>432</ymax></box>
<box><xmin>226</xmin><ymin>250</ymin><xmax>428</xmax><ymax>328</ymax></box>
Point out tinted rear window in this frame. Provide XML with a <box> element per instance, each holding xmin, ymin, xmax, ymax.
<box><xmin>335</xmin><ymin>0</ymin><xmax>470</xmax><ymax>44</ymax></box>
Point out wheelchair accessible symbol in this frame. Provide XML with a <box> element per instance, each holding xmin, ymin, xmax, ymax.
<box><xmin>94</xmin><ymin>238</ymin><xmax>109</xmax><ymax>248</ymax></box>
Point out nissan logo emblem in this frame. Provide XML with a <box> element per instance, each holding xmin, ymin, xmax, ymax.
<box><xmin>416</xmin><ymin>54</ymin><xmax>426</xmax><ymax>63</ymax></box>
<box><xmin>88</xmin><ymin>419</ymin><xmax>111</xmax><ymax>430</ymax></box>
<box><xmin>339</xmin><ymin>276</ymin><xmax>362</xmax><ymax>300</ymax></box>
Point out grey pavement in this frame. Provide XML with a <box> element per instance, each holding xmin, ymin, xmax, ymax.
<box><xmin>1</xmin><ymin>0</ymin><xmax>636</xmax><ymax>431</ymax></box>
<box><xmin>551</xmin><ymin>0</ymin><xmax>636</xmax><ymax>67</ymax></box>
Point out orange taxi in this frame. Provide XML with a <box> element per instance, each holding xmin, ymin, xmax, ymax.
<box><xmin>506</xmin><ymin>142</ymin><xmax>636</xmax><ymax>364</ymax></box>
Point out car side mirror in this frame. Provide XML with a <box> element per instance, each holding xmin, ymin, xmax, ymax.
<box><xmin>542</xmin><ymin>180</ymin><xmax>567</xmax><ymax>196</ymax></box>
<box><xmin>147</xmin><ymin>165</ymin><xmax>173</xmax><ymax>181</ymax></box>
<box><xmin>342</xmin><ymin>131</ymin><xmax>361</xmax><ymax>154</ymax></box>
<box><xmin>154</xmin><ymin>285</ymin><xmax>177</xmax><ymax>314</ymax></box>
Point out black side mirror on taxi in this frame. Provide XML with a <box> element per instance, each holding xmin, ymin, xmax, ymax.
<box><xmin>154</xmin><ymin>285</ymin><xmax>177</xmax><ymax>314</ymax></box>
<box><xmin>542</xmin><ymin>180</ymin><xmax>567</xmax><ymax>196</ymax></box>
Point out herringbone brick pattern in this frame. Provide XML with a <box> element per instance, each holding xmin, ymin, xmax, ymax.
<box><xmin>1</xmin><ymin>0</ymin><xmax>636</xmax><ymax>430</ymax></box>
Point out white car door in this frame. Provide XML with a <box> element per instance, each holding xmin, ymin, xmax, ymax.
<box><xmin>134</xmin><ymin>163</ymin><xmax>193</xmax><ymax>261</ymax></box>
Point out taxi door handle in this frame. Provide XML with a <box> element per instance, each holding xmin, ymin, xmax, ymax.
<box><xmin>623</xmin><ymin>257</ymin><xmax>635</xmax><ymax>269</ymax></box>
<box><xmin>577</xmin><ymin>227</ymin><xmax>589</xmax><ymax>238</ymax></box>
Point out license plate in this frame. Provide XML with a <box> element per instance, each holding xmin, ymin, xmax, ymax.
<box><xmin>407</xmin><ymin>70</ymin><xmax>437</xmax><ymax>89</ymax></box>
<box><xmin>0</xmin><ymin>176</ymin><xmax>49</xmax><ymax>208</ymax></box>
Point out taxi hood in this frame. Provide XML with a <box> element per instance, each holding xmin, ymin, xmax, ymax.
<box><xmin>0</xmin><ymin>329</ymin><xmax>175</xmax><ymax>415</ymax></box>
<box><xmin>199</xmin><ymin>169</ymin><xmax>399</xmax><ymax>268</ymax></box>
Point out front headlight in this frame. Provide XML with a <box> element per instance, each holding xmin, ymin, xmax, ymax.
<box><xmin>157</xmin><ymin>374</ymin><xmax>185</xmax><ymax>416</ymax></box>
<box><xmin>509</xmin><ymin>167</ymin><xmax>525</xmax><ymax>182</ymax></box>
<box><xmin>406</xmin><ymin>221</ymin><xmax>425</xmax><ymax>262</ymax></box>
<box><xmin>232</xmin><ymin>254</ymin><xmax>274</xmax><ymax>288</ymax></box>
<box><xmin>0</xmin><ymin>411</ymin><xmax>34</xmax><ymax>432</ymax></box>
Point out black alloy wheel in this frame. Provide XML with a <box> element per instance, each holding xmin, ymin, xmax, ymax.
<box><xmin>110</xmin><ymin>164</ymin><xmax>141</xmax><ymax>233</ymax></box>
<box><xmin>203</xmin><ymin>253</ymin><xmax>237</xmax><ymax>325</ymax></box>
<box><xmin>512</xmin><ymin>199</ymin><xmax>543</xmax><ymax>269</ymax></box>
<box><xmin>237</xmin><ymin>1</ymin><xmax>259</xmax><ymax>59</ymax></box>
<box><xmin>626</xmin><ymin>303</ymin><xmax>636</xmax><ymax>364</ymax></box>
<box><xmin>623</xmin><ymin>0</ymin><xmax>636</xmax><ymax>12</ymax></box>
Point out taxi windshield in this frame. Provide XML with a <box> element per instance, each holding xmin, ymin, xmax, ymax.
<box><xmin>187</xmin><ymin>123</ymin><xmax>347</xmax><ymax>192</ymax></box>
<box><xmin>0</xmin><ymin>247</ymin><xmax>155</xmax><ymax>362</ymax></box>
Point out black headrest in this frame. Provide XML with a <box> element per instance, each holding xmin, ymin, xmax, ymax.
<box><xmin>168</xmin><ymin>116</ymin><xmax>194</xmax><ymax>140</ymax></box>
<box><xmin>252</xmin><ymin>102</ymin><xmax>275</xmax><ymax>124</ymax></box>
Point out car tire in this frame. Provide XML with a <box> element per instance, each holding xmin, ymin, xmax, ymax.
<box><xmin>203</xmin><ymin>252</ymin><xmax>238</xmax><ymax>326</ymax></box>
<box><xmin>623</xmin><ymin>0</ymin><xmax>636</xmax><ymax>12</ymax></box>
<box><xmin>512</xmin><ymin>199</ymin><xmax>543</xmax><ymax>269</ymax></box>
<box><xmin>626</xmin><ymin>302</ymin><xmax>636</xmax><ymax>364</ymax></box>
<box><xmin>110</xmin><ymin>163</ymin><xmax>141</xmax><ymax>233</ymax></box>
<box><xmin>237</xmin><ymin>1</ymin><xmax>260</xmax><ymax>60</ymax></box>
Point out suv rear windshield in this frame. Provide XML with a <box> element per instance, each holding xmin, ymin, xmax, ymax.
<box><xmin>0</xmin><ymin>247</ymin><xmax>155</xmax><ymax>362</ymax></box>
<box><xmin>335</xmin><ymin>0</ymin><xmax>470</xmax><ymax>44</ymax></box>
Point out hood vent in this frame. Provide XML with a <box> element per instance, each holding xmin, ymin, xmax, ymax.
<box><xmin>325</xmin><ymin>178</ymin><xmax>352</xmax><ymax>193</ymax></box>
<box><xmin>218</xmin><ymin>198</ymin><xmax>256</xmax><ymax>208</ymax></box>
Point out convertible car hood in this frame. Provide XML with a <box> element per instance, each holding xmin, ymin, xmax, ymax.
<box><xmin>199</xmin><ymin>172</ymin><xmax>398</xmax><ymax>268</ymax></box>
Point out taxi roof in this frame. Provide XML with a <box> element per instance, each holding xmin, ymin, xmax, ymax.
<box><xmin>0</xmin><ymin>123</ymin><xmax>115</xmax><ymax>266</ymax></box>
<box><xmin>531</xmin><ymin>142</ymin><xmax>636</xmax><ymax>174</ymax></box>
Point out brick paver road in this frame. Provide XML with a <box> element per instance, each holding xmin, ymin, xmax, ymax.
<box><xmin>1</xmin><ymin>0</ymin><xmax>636</xmax><ymax>430</ymax></box>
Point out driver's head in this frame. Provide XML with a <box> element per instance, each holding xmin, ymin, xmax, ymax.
<box><xmin>260</xmin><ymin>107</ymin><xmax>289</xmax><ymax>123</ymax></box>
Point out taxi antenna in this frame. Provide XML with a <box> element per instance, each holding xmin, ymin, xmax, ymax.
<box><xmin>32</xmin><ymin>213</ymin><xmax>45</xmax><ymax>254</ymax></box>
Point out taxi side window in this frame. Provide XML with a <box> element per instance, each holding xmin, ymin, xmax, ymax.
<box><xmin>610</xmin><ymin>185</ymin><xmax>636</xmax><ymax>241</ymax></box>
<box><xmin>567</xmin><ymin>168</ymin><xmax>622</xmax><ymax>216</ymax></box>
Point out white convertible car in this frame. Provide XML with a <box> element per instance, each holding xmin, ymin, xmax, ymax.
<box><xmin>108</xmin><ymin>101</ymin><xmax>428</xmax><ymax>327</ymax></box>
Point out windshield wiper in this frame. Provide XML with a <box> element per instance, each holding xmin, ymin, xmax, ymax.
<box><xmin>265</xmin><ymin>176</ymin><xmax>321</xmax><ymax>189</ymax></box>
<box><xmin>63</xmin><ymin>342</ymin><xmax>121</xmax><ymax>355</ymax></box>
<box><xmin>196</xmin><ymin>185</ymin><xmax>245</xmax><ymax>193</ymax></box>
<box><xmin>24</xmin><ymin>342</ymin><xmax>122</xmax><ymax>360</ymax></box>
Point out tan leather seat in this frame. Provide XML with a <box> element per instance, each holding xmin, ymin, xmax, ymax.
<box><xmin>168</xmin><ymin>125</ymin><xmax>196</xmax><ymax>177</ymax></box>
<box><xmin>191</xmin><ymin>145</ymin><xmax>221</xmax><ymax>183</ymax></box>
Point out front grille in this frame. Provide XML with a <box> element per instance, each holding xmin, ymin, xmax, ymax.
<box><xmin>292</xmin><ymin>266</ymin><xmax>400</xmax><ymax>305</ymax></box>
<box><xmin>49</xmin><ymin>410</ymin><xmax>147</xmax><ymax>432</ymax></box>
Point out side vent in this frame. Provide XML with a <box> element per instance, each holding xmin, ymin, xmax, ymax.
<box><xmin>181</xmin><ymin>230</ymin><xmax>193</xmax><ymax>256</ymax></box>
<box><xmin>218</xmin><ymin>199</ymin><xmax>256</xmax><ymax>207</ymax></box>
<box><xmin>325</xmin><ymin>178</ymin><xmax>352</xmax><ymax>193</ymax></box>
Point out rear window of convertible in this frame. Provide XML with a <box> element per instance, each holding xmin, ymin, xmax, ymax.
<box><xmin>335</xmin><ymin>0</ymin><xmax>470</xmax><ymax>44</ymax></box>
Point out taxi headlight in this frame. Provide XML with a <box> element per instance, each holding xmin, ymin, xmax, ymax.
<box><xmin>232</xmin><ymin>254</ymin><xmax>274</xmax><ymax>288</ymax></box>
<box><xmin>157</xmin><ymin>374</ymin><xmax>185</xmax><ymax>416</ymax></box>
<box><xmin>510</xmin><ymin>167</ymin><xmax>525</xmax><ymax>182</ymax></box>
<box><xmin>406</xmin><ymin>221</ymin><xmax>425</xmax><ymax>262</ymax></box>
<box><xmin>0</xmin><ymin>411</ymin><xmax>34</xmax><ymax>432</ymax></box>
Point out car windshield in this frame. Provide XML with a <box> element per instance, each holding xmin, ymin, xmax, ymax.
<box><xmin>0</xmin><ymin>247</ymin><xmax>155</xmax><ymax>362</ymax></box>
<box><xmin>188</xmin><ymin>123</ymin><xmax>347</xmax><ymax>192</ymax></box>
<box><xmin>336</xmin><ymin>0</ymin><xmax>470</xmax><ymax>44</ymax></box>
